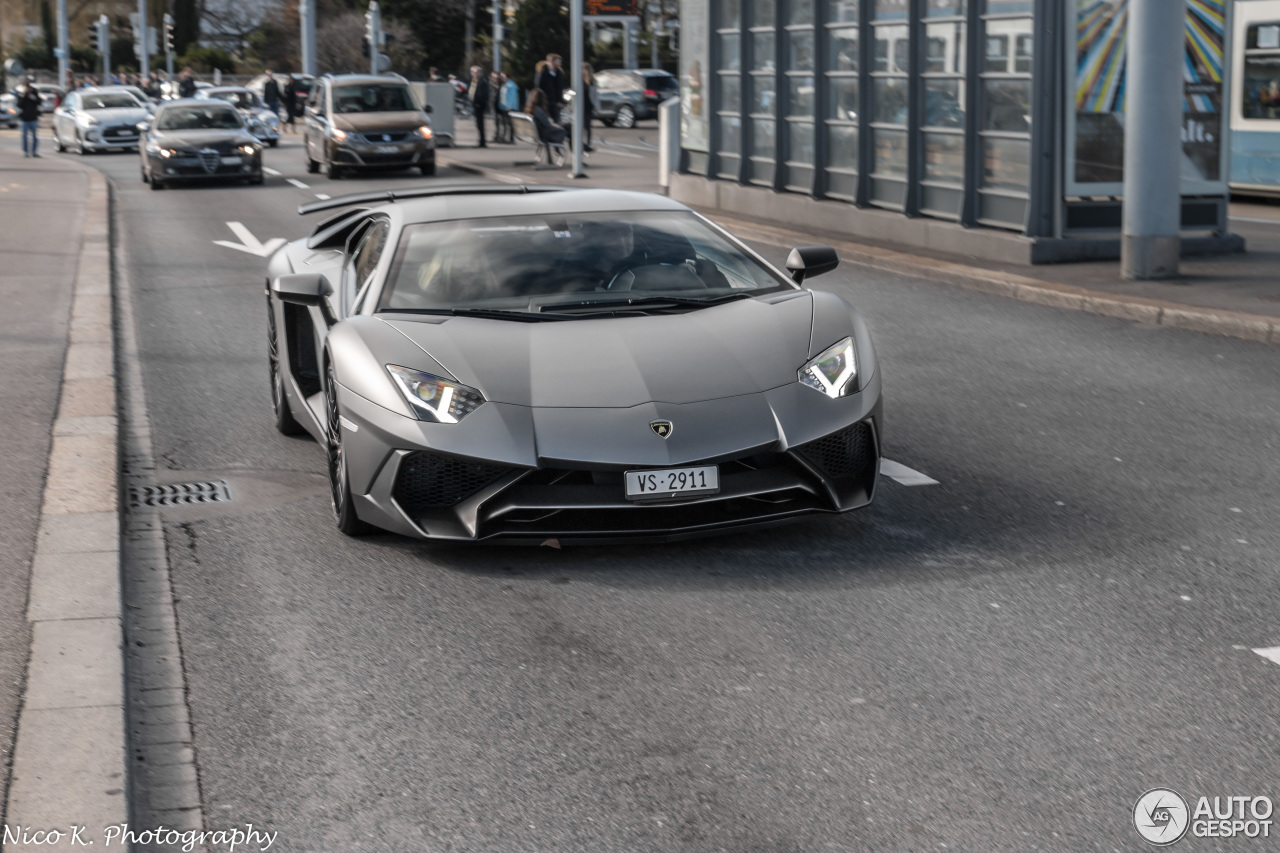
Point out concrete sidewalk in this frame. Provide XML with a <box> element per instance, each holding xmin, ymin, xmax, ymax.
<box><xmin>440</xmin><ymin>119</ymin><xmax>1280</xmax><ymax>344</ymax></box>
<box><xmin>0</xmin><ymin>150</ymin><xmax>126</xmax><ymax>847</ymax></box>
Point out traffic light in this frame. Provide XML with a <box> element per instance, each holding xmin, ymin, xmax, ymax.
<box><xmin>164</xmin><ymin>15</ymin><xmax>174</xmax><ymax>53</ymax></box>
<box><xmin>89</xmin><ymin>24</ymin><xmax>100</xmax><ymax>51</ymax></box>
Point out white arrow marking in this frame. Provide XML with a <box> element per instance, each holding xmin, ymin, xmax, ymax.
<box><xmin>213</xmin><ymin>221</ymin><xmax>285</xmax><ymax>257</ymax></box>
<box><xmin>1254</xmin><ymin>646</ymin><xmax>1280</xmax><ymax>667</ymax></box>
<box><xmin>880</xmin><ymin>459</ymin><xmax>939</xmax><ymax>486</ymax></box>
<box><xmin>287</xmin><ymin>177</ymin><xmax>310</xmax><ymax>189</ymax></box>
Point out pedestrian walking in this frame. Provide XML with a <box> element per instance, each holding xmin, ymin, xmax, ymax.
<box><xmin>581</xmin><ymin>63</ymin><xmax>598</xmax><ymax>152</ymax></box>
<box><xmin>18</xmin><ymin>81</ymin><xmax>41</xmax><ymax>157</ymax></box>
<box><xmin>281</xmin><ymin>76</ymin><xmax>298</xmax><ymax>134</ymax></box>
<box><xmin>262</xmin><ymin>70</ymin><xmax>282</xmax><ymax>119</ymax></box>
<box><xmin>178</xmin><ymin>68</ymin><xmax>197</xmax><ymax>99</ymax></box>
<box><xmin>469</xmin><ymin>65</ymin><xmax>490</xmax><ymax>148</ymax></box>
<box><xmin>498</xmin><ymin>73</ymin><xmax>519</xmax><ymax>142</ymax></box>
<box><xmin>535</xmin><ymin>54</ymin><xmax>566</xmax><ymax>122</ymax></box>
<box><xmin>490</xmin><ymin>71</ymin><xmax>509</xmax><ymax>143</ymax></box>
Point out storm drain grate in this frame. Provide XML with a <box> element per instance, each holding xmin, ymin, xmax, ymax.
<box><xmin>130</xmin><ymin>480</ymin><xmax>233</xmax><ymax>508</ymax></box>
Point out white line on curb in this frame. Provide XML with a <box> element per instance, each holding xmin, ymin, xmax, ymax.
<box><xmin>287</xmin><ymin>177</ymin><xmax>310</xmax><ymax>189</ymax></box>
<box><xmin>1253</xmin><ymin>646</ymin><xmax>1280</xmax><ymax>667</ymax></box>
<box><xmin>880</xmin><ymin>459</ymin><xmax>940</xmax><ymax>486</ymax></box>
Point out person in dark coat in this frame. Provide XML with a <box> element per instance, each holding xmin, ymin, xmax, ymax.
<box><xmin>18</xmin><ymin>81</ymin><xmax>41</xmax><ymax>157</ymax></box>
<box><xmin>526</xmin><ymin>89</ymin><xmax>565</xmax><ymax>145</ymax></box>
<box><xmin>262</xmin><ymin>70</ymin><xmax>281</xmax><ymax>118</ymax></box>
<box><xmin>535</xmin><ymin>54</ymin><xmax>565</xmax><ymax>122</ymax></box>
<box><xmin>468</xmin><ymin>65</ymin><xmax>490</xmax><ymax>148</ymax></box>
<box><xmin>178</xmin><ymin>68</ymin><xmax>197</xmax><ymax>99</ymax></box>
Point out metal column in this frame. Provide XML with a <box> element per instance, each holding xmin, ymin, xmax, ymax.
<box><xmin>1120</xmin><ymin>0</ymin><xmax>1183</xmax><ymax>279</ymax></box>
<box><xmin>138</xmin><ymin>0</ymin><xmax>150</xmax><ymax>77</ymax></box>
<box><xmin>569</xmin><ymin>0</ymin><xmax>587</xmax><ymax>178</ymax></box>
<box><xmin>300</xmin><ymin>0</ymin><xmax>316</xmax><ymax>77</ymax></box>
<box><xmin>56</xmin><ymin>0</ymin><xmax>69</xmax><ymax>88</ymax></box>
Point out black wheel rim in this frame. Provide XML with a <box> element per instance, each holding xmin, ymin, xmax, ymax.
<box><xmin>325</xmin><ymin>367</ymin><xmax>347</xmax><ymax>519</ymax></box>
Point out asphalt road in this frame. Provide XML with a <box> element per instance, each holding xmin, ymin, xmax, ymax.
<box><xmin>75</xmin><ymin>134</ymin><xmax>1280</xmax><ymax>851</ymax></box>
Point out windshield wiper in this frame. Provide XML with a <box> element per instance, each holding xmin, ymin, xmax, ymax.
<box><xmin>540</xmin><ymin>291</ymin><xmax>754</xmax><ymax>313</ymax></box>
<box><xmin>380</xmin><ymin>307</ymin><xmax>571</xmax><ymax>322</ymax></box>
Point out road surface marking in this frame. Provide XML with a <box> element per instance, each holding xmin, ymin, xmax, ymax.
<box><xmin>1253</xmin><ymin>646</ymin><xmax>1280</xmax><ymax>667</ymax></box>
<box><xmin>286</xmin><ymin>178</ymin><xmax>310</xmax><ymax>189</ymax></box>
<box><xmin>1230</xmin><ymin>215</ymin><xmax>1280</xmax><ymax>225</ymax></box>
<box><xmin>315</xmin><ymin>193</ymin><xmax>331</xmax><ymax>200</ymax></box>
<box><xmin>879</xmin><ymin>459</ymin><xmax>939</xmax><ymax>486</ymax></box>
<box><xmin>213</xmin><ymin>221</ymin><xmax>285</xmax><ymax>257</ymax></box>
<box><xmin>263</xmin><ymin>167</ymin><xmax>281</xmax><ymax>176</ymax></box>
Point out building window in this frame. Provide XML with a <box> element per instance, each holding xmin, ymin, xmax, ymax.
<box><xmin>978</xmin><ymin>0</ymin><xmax>1032</xmax><ymax>228</ymax></box>
<box><xmin>785</xmin><ymin>0</ymin><xmax>817</xmax><ymax>191</ymax></box>
<box><xmin>747</xmin><ymin>0</ymin><xmax>779</xmax><ymax>185</ymax></box>
<box><xmin>918</xmin><ymin>0</ymin><xmax>966</xmax><ymax>219</ymax></box>
<box><xmin>822</xmin><ymin>0</ymin><xmax>860</xmax><ymax>200</ymax></box>
<box><xmin>869</xmin><ymin>0</ymin><xmax>910</xmax><ymax>208</ymax></box>
<box><xmin>715</xmin><ymin>0</ymin><xmax>743</xmax><ymax>179</ymax></box>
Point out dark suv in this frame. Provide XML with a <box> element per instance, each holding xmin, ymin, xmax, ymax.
<box><xmin>591</xmin><ymin>69</ymin><xmax>678</xmax><ymax>128</ymax></box>
<box><xmin>303</xmin><ymin>73</ymin><xmax>435</xmax><ymax>179</ymax></box>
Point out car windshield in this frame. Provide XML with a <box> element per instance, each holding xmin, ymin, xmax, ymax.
<box><xmin>380</xmin><ymin>210</ymin><xmax>792</xmax><ymax>314</ymax></box>
<box><xmin>332</xmin><ymin>84</ymin><xmax>416</xmax><ymax>113</ymax></box>
<box><xmin>209</xmin><ymin>90</ymin><xmax>258</xmax><ymax>109</ymax></box>
<box><xmin>82</xmin><ymin>92</ymin><xmax>141</xmax><ymax>110</ymax></box>
<box><xmin>156</xmin><ymin>105</ymin><xmax>243</xmax><ymax>130</ymax></box>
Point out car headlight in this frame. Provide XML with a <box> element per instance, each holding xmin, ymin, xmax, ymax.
<box><xmin>386</xmin><ymin>365</ymin><xmax>485</xmax><ymax>423</ymax></box>
<box><xmin>416</xmin><ymin>125</ymin><xmax>433</xmax><ymax>140</ymax></box>
<box><xmin>239</xmin><ymin>144</ymin><xmax>259</xmax><ymax>156</ymax></box>
<box><xmin>329</xmin><ymin>127</ymin><xmax>348</xmax><ymax>141</ymax></box>
<box><xmin>799</xmin><ymin>337</ymin><xmax>858</xmax><ymax>398</ymax></box>
<box><xmin>157</xmin><ymin>147</ymin><xmax>177</xmax><ymax>158</ymax></box>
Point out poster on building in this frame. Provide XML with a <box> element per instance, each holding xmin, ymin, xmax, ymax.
<box><xmin>1067</xmin><ymin>0</ymin><xmax>1228</xmax><ymax>195</ymax></box>
<box><xmin>680</xmin><ymin>0</ymin><xmax>709</xmax><ymax>152</ymax></box>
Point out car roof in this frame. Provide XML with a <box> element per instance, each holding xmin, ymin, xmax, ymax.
<box><xmin>323</xmin><ymin>74</ymin><xmax>409</xmax><ymax>86</ymax></box>
<box><xmin>158</xmin><ymin>97</ymin><xmax>238</xmax><ymax>109</ymax></box>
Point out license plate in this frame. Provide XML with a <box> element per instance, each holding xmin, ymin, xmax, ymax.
<box><xmin>374</xmin><ymin>145</ymin><xmax>399</xmax><ymax>153</ymax></box>
<box><xmin>624</xmin><ymin>465</ymin><xmax>719</xmax><ymax>500</ymax></box>
<box><xmin>220</xmin><ymin>155</ymin><xmax>241</xmax><ymax>165</ymax></box>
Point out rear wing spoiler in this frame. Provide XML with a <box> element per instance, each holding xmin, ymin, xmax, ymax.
<box><xmin>297</xmin><ymin>184</ymin><xmax>567</xmax><ymax>216</ymax></box>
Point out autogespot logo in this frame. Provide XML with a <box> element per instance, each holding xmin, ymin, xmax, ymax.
<box><xmin>1135</xmin><ymin>788</ymin><xmax>1191</xmax><ymax>846</ymax></box>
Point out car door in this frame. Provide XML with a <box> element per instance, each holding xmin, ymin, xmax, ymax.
<box><xmin>595</xmin><ymin>72</ymin><xmax>618</xmax><ymax>117</ymax></box>
<box><xmin>53</xmin><ymin>92</ymin><xmax>76</xmax><ymax>141</ymax></box>
<box><xmin>305</xmin><ymin>83</ymin><xmax>329</xmax><ymax>164</ymax></box>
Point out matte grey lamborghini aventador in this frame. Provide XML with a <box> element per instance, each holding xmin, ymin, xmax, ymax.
<box><xmin>266</xmin><ymin>185</ymin><xmax>882</xmax><ymax>542</ymax></box>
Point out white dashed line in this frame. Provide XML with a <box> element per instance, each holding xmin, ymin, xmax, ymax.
<box><xmin>286</xmin><ymin>178</ymin><xmax>310</xmax><ymax>189</ymax></box>
<box><xmin>314</xmin><ymin>193</ymin><xmax>331</xmax><ymax>200</ymax></box>
<box><xmin>262</xmin><ymin>167</ymin><xmax>281</xmax><ymax>176</ymax></box>
<box><xmin>1231</xmin><ymin>215</ymin><xmax>1280</xmax><ymax>225</ymax></box>
<box><xmin>1253</xmin><ymin>646</ymin><xmax>1280</xmax><ymax>667</ymax></box>
<box><xmin>879</xmin><ymin>459</ymin><xmax>939</xmax><ymax>486</ymax></box>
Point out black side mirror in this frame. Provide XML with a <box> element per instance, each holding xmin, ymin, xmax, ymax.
<box><xmin>785</xmin><ymin>245</ymin><xmax>840</xmax><ymax>284</ymax></box>
<box><xmin>423</xmin><ymin>104</ymin><xmax>433</xmax><ymax>114</ymax></box>
<box><xmin>272</xmin><ymin>273</ymin><xmax>332</xmax><ymax>306</ymax></box>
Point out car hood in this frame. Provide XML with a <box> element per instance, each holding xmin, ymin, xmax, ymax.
<box><xmin>383</xmin><ymin>291</ymin><xmax>814</xmax><ymax>408</ymax></box>
<box><xmin>86</xmin><ymin>107</ymin><xmax>149</xmax><ymax>123</ymax></box>
<box><xmin>151</xmin><ymin>128</ymin><xmax>257</xmax><ymax>148</ymax></box>
<box><xmin>332</xmin><ymin>111</ymin><xmax>427</xmax><ymax>133</ymax></box>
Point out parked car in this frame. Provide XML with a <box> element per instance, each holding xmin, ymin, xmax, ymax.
<box><xmin>0</xmin><ymin>93</ymin><xmax>18</xmax><ymax>128</ymax></box>
<box><xmin>34</xmin><ymin>83</ymin><xmax>64</xmax><ymax>112</ymax></box>
<box><xmin>197</xmin><ymin>86</ymin><xmax>281</xmax><ymax>146</ymax></box>
<box><xmin>52</xmin><ymin>88</ymin><xmax>151</xmax><ymax>153</ymax></box>
<box><xmin>139</xmin><ymin>99</ymin><xmax>263</xmax><ymax>189</ymax></box>
<box><xmin>266</xmin><ymin>185</ymin><xmax>880</xmax><ymax>541</ymax></box>
<box><xmin>302</xmin><ymin>73</ymin><xmax>435</xmax><ymax>179</ymax></box>
<box><xmin>568</xmin><ymin>69</ymin><xmax>678</xmax><ymax>128</ymax></box>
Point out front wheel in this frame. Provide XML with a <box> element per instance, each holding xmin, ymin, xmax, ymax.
<box><xmin>419</xmin><ymin>161</ymin><xmax>435</xmax><ymax>176</ymax></box>
<box><xmin>325</xmin><ymin>363</ymin><xmax>371</xmax><ymax>536</ymax></box>
<box><xmin>306</xmin><ymin>154</ymin><xmax>319</xmax><ymax>173</ymax></box>
<box><xmin>328</xmin><ymin>164</ymin><xmax>344</xmax><ymax>180</ymax></box>
<box><xmin>268</xmin><ymin>139</ymin><xmax>279</xmax><ymax>148</ymax></box>
<box><xmin>614</xmin><ymin>105</ymin><xmax>636</xmax><ymax>129</ymax></box>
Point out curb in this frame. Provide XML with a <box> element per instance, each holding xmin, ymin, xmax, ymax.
<box><xmin>3</xmin><ymin>165</ymin><xmax>128</xmax><ymax>848</ymax></box>
<box><xmin>438</xmin><ymin>155</ymin><xmax>1278</xmax><ymax>346</ymax></box>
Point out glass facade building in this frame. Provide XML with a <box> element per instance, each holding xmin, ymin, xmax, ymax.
<box><xmin>676</xmin><ymin>0</ymin><xmax>1236</xmax><ymax>260</ymax></box>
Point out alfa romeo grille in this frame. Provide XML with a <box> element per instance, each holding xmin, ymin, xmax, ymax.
<box><xmin>129</xmin><ymin>480</ymin><xmax>233</xmax><ymax>508</ymax></box>
<box><xmin>198</xmin><ymin>149</ymin><xmax>219</xmax><ymax>173</ymax></box>
<box><xmin>794</xmin><ymin>422</ymin><xmax>874</xmax><ymax>480</ymax></box>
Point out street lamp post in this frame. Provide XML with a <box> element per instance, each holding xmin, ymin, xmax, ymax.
<box><xmin>138</xmin><ymin>0</ymin><xmax>150</xmax><ymax>77</ymax></box>
<box><xmin>56</xmin><ymin>0</ymin><xmax>69</xmax><ymax>89</ymax></box>
<box><xmin>569</xmin><ymin>0</ymin><xmax>586</xmax><ymax>178</ymax></box>
<box><xmin>1120</xmin><ymin>0</ymin><xmax>1183</xmax><ymax>280</ymax></box>
<box><xmin>299</xmin><ymin>0</ymin><xmax>316</xmax><ymax>77</ymax></box>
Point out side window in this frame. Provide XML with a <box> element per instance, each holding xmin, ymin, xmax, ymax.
<box><xmin>310</xmin><ymin>84</ymin><xmax>325</xmax><ymax>116</ymax></box>
<box><xmin>348</xmin><ymin>219</ymin><xmax>392</xmax><ymax>309</ymax></box>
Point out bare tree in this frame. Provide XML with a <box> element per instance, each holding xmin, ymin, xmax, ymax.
<box><xmin>203</xmin><ymin>0</ymin><xmax>279</xmax><ymax>59</ymax></box>
<box><xmin>314</xmin><ymin>10</ymin><xmax>423</xmax><ymax>76</ymax></box>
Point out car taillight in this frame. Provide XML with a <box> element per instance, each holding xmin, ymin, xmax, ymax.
<box><xmin>645</xmin><ymin>89</ymin><xmax>658</xmax><ymax>99</ymax></box>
